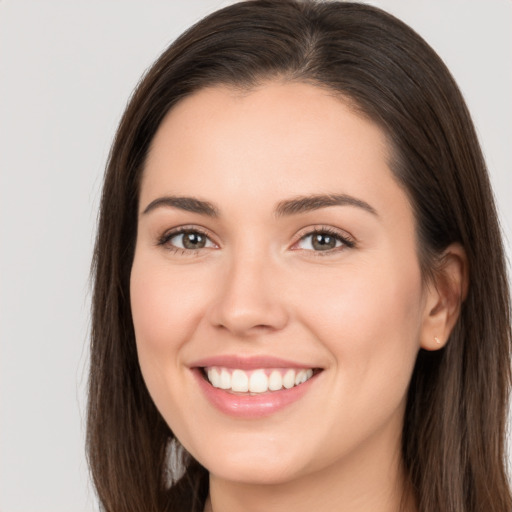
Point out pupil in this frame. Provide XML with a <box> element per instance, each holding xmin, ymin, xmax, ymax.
<box><xmin>183</xmin><ymin>232</ymin><xmax>205</xmax><ymax>249</ymax></box>
<box><xmin>312</xmin><ymin>233</ymin><xmax>335</xmax><ymax>250</ymax></box>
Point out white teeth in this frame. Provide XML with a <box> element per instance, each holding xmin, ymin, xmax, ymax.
<box><xmin>268</xmin><ymin>370</ymin><xmax>283</xmax><ymax>391</ymax></box>
<box><xmin>207</xmin><ymin>368</ymin><xmax>220</xmax><ymax>388</ymax></box>
<box><xmin>283</xmin><ymin>369</ymin><xmax>295</xmax><ymax>389</ymax></box>
<box><xmin>295</xmin><ymin>370</ymin><xmax>306</xmax><ymax>385</ymax></box>
<box><xmin>219</xmin><ymin>368</ymin><xmax>231</xmax><ymax>389</ymax></box>
<box><xmin>231</xmin><ymin>369</ymin><xmax>249</xmax><ymax>392</ymax></box>
<box><xmin>204</xmin><ymin>367</ymin><xmax>315</xmax><ymax>393</ymax></box>
<box><xmin>296</xmin><ymin>369</ymin><xmax>313</xmax><ymax>385</ymax></box>
<box><xmin>205</xmin><ymin>366</ymin><xmax>313</xmax><ymax>393</ymax></box>
<box><xmin>249</xmin><ymin>370</ymin><xmax>268</xmax><ymax>393</ymax></box>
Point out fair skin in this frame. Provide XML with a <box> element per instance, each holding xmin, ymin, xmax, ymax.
<box><xmin>130</xmin><ymin>81</ymin><xmax>465</xmax><ymax>512</ymax></box>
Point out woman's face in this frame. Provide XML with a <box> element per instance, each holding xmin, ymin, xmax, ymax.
<box><xmin>131</xmin><ymin>82</ymin><xmax>433</xmax><ymax>485</ymax></box>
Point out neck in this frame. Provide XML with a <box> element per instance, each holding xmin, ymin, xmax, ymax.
<box><xmin>204</xmin><ymin>424</ymin><xmax>416</xmax><ymax>512</ymax></box>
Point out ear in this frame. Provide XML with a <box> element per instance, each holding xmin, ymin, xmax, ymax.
<box><xmin>420</xmin><ymin>243</ymin><xmax>469</xmax><ymax>351</ymax></box>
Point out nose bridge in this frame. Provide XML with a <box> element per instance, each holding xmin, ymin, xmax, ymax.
<box><xmin>209</xmin><ymin>240</ymin><xmax>288</xmax><ymax>336</ymax></box>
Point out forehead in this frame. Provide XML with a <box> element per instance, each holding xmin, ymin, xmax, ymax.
<box><xmin>141</xmin><ymin>81</ymin><xmax>407</xmax><ymax>221</ymax></box>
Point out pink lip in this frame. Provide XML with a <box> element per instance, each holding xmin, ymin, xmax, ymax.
<box><xmin>189</xmin><ymin>355</ymin><xmax>322</xmax><ymax>419</ymax></box>
<box><xmin>190</xmin><ymin>354</ymin><xmax>316</xmax><ymax>370</ymax></box>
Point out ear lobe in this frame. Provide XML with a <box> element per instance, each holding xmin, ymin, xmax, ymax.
<box><xmin>420</xmin><ymin>243</ymin><xmax>469</xmax><ymax>351</ymax></box>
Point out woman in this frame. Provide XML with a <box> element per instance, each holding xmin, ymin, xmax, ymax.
<box><xmin>87</xmin><ymin>1</ymin><xmax>511</xmax><ymax>511</ymax></box>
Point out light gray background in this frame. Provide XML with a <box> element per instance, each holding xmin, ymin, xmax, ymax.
<box><xmin>0</xmin><ymin>1</ymin><xmax>510</xmax><ymax>511</ymax></box>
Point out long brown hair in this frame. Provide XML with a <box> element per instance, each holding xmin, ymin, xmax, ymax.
<box><xmin>87</xmin><ymin>1</ymin><xmax>511</xmax><ymax>510</ymax></box>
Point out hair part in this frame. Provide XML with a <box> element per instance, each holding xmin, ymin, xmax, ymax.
<box><xmin>87</xmin><ymin>1</ymin><xmax>511</xmax><ymax>511</ymax></box>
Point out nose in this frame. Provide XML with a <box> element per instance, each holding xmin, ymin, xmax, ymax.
<box><xmin>207</xmin><ymin>250</ymin><xmax>289</xmax><ymax>337</ymax></box>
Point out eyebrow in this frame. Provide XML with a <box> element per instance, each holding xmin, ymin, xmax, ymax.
<box><xmin>142</xmin><ymin>196</ymin><xmax>219</xmax><ymax>217</ymax></box>
<box><xmin>142</xmin><ymin>193</ymin><xmax>377</xmax><ymax>218</ymax></box>
<box><xmin>275</xmin><ymin>194</ymin><xmax>378</xmax><ymax>217</ymax></box>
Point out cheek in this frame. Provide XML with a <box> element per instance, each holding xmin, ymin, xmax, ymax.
<box><xmin>296</xmin><ymin>255</ymin><xmax>423</xmax><ymax>392</ymax></box>
<box><xmin>130</xmin><ymin>255</ymin><xmax>209</xmax><ymax>357</ymax></box>
<box><xmin>301</xmin><ymin>258</ymin><xmax>422</xmax><ymax>331</ymax></box>
<box><xmin>129</xmin><ymin>253</ymin><xmax>214</xmax><ymax>426</ymax></box>
<box><xmin>292</xmin><ymin>261</ymin><xmax>423</xmax><ymax>458</ymax></box>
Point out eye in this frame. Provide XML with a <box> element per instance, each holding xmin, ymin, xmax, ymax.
<box><xmin>294</xmin><ymin>228</ymin><xmax>354</xmax><ymax>253</ymax></box>
<box><xmin>159</xmin><ymin>228</ymin><xmax>216</xmax><ymax>252</ymax></box>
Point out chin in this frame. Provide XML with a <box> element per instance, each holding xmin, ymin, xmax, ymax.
<box><xmin>205</xmin><ymin>457</ymin><xmax>304</xmax><ymax>486</ymax></box>
<box><xmin>187</xmin><ymin>434</ymin><xmax>312</xmax><ymax>485</ymax></box>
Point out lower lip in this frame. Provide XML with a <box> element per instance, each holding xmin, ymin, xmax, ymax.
<box><xmin>192</xmin><ymin>369</ymin><xmax>319</xmax><ymax>419</ymax></box>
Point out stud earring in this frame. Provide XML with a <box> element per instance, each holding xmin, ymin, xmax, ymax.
<box><xmin>434</xmin><ymin>335</ymin><xmax>441</xmax><ymax>345</ymax></box>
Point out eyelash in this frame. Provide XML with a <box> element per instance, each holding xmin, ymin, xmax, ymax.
<box><xmin>157</xmin><ymin>225</ymin><xmax>355</xmax><ymax>256</ymax></box>
<box><xmin>157</xmin><ymin>226</ymin><xmax>214</xmax><ymax>256</ymax></box>
<box><xmin>293</xmin><ymin>226</ymin><xmax>355</xmax><ymax>256</ymax></box>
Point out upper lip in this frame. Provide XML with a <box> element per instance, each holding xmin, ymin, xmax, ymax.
<box><xmin>189</xmin><ymin>355</ymin><xmax>321</xmax><ymax>370</ymax></box>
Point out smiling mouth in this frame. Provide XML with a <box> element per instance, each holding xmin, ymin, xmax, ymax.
<box><xmin>201</xmin><ymin>367</ymin><xmax>321</xmax><ymax>394</ymax></box>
